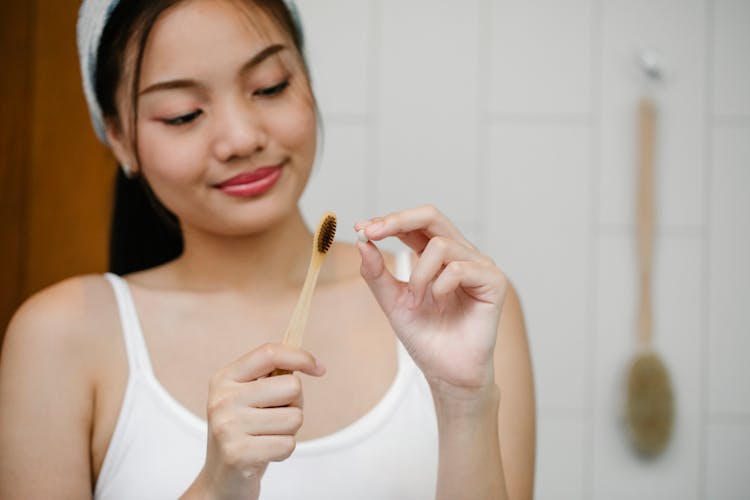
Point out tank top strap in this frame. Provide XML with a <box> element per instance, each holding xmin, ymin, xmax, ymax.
<box><xmin>104</xmin><ymin>273</ymin><xmax>155</xmax><ymax>376</ymax></box>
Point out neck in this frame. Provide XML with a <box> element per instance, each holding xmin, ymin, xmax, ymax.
<box><xmin>170</xmin><ymin>208</ymin><xmax>314</xmax><ymax>294</ymax></box>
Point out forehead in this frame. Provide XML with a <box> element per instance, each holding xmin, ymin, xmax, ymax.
<box><xmin>138</xmin><ymin>0</ymin><xmax>291</xmax><ymax>82</ymax></box>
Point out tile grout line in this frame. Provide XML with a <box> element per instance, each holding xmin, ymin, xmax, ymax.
<box><xmin>488</xmin><ymin>112</ymin><xmax>592</xmax><ymax>124</ymax></box>
<box><xmin>596</xmin><ymin>223</ymin><xmax>707</xmax><ymax>238</ymax></box>
<box><xmin>582</xmin><ymin>0</ymin><xmax>603</xmax><ymax>500</ymax></box>
<box><xmin>710</xmin><ymin>115</ymin><xmax>750</xmax><ymax>125</ymax></box>
<box><xmin>365</xmin><ymin>0</ymin><xmax>383</xmax><ymax>218</ymax></box>
<box><xmin>699</xmin><ymin>1</ymin><xmax>715</xmax><ymax>498</ymax></box>
<box><xmin>583</xmin><ymin>1</ymin><xmax>602</xmax><ymax>499</ymax></box>
<box><xmin>707</xmin><ymin>412</ymin><xmax>750</xmax><ymax>425</ymax></box>
<box><xmin>476</xmin><ymin>0</ymin><xmax>491</xmax><ymax>251</ymax></box>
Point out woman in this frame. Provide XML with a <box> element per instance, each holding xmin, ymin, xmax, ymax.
<box><xmin>0</xmin><ymin>0</ymin><xmax>535</xmax><ymax>498</ymax></box>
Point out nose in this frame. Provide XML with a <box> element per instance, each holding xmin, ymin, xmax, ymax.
<box><xmin>211</xmin><ymin>96</ymin><xmax>268</xmax><ymax>162</ymax></box>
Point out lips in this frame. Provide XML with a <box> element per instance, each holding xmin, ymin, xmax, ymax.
<box><xmin>215</xmin><ymin>165</ymin><xmax>283</xmax><ymax>197</ymax></box>
<box><xmin>216</xmin><ymin>166</ymin><xmax>281</xmax><ymax>187</ymax></box>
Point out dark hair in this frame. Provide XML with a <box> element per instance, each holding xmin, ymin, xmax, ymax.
<box><xmin>95</xmin><ymin>0</ymin><xmax>311</xmax><ymax>275</ymax></box>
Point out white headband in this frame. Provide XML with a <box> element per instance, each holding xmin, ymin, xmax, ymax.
<box><xmin>77</xmin><ymin>0</ymin><xmax>304</xmax><ymax>145</ymax></box>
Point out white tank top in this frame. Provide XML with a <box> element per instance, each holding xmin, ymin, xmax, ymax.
<box><xmin>95</xmin><ymin>252</ymin><xmax>438</xmax><ymax>500</ymax></box>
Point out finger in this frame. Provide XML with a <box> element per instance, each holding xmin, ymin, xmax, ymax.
<box><xmin>210</xmin><ymin>407</ymin><xmax>303</xmax><ymax>447</ymax></box>
<box><xmin>354</xmin><ymin>221</ymin><xmax>431</xmax><ymax>257</ymax></box>
<box><xmin>237</xmin><ymin>373</ymin><xmax>304</xmax><ymax>408</ymax></box>
<box><xmin>356</xmin><ymin>205</ymin><xmax>472</xmax><ymax>250</ymax></box>
<box><xmin>393</xmin><ymin>231</ymin><xmax>431</xmax><ymax>256</ymax></box>
<box><xmin>222</xmin><ymin>343</ymin><xmax>325</xmax><ymax>383</ymax></box>
<box><xmin>356</xmin><ymin>240</ymin><xmax>409</xmax><ymax>314</ymax></box>
<box><xmin>431</xmin><ymin>260</ymin><xmax>508</xmax><ymax>310</ymax></box>
<box><xmin>239</xmin><ymin>406</ymin><xmax>305</xmax><ymax>436</ymax></box>
<box><xmin>233</xmin><ymin>435</ymin><xmax>297</xmax><ymax>464</ymax></box>
<box><xmin>409</xmin><ymin>237</ymin><xmax>486</xmax><ymax>308</ymax></box>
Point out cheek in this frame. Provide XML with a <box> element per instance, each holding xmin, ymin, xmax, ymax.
<box><xmin>269</xmin><ymin>99</ymin><xmax>318</xmax><ymax>155</ymax></box>
<box><xmin>136</xmin><ymin>127</ymin><xmax>206</xmax><ymax>185</ymax></box>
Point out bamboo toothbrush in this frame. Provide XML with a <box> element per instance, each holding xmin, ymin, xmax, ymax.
<box><xmin>272</xmin><ymin>212</ymin><xmax>337</xmax><ymax>376</ymax></box>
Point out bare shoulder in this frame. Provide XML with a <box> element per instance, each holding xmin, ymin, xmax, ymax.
<box><xmin>0</xmin><ymin>274</ymin><xmax>118</xmax><ymax>496</ymax></box>
<box><xmin>4</xmin><ymin>274</ymin><xmax>115</xmax><ymax>348</ymax></box>
<box><xmin>1</xmin><ymin>274</ymin><xmax>120</xmax><ymax>380</ymax></box>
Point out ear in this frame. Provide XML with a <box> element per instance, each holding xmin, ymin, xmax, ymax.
<box><xmin>104</xmin><ymin>118</ymin><xmax>139</xmax><ymax>176</ymax></box>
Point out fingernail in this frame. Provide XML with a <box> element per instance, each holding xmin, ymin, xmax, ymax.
<box><xmin>356</xmin><ymin>229</ymin><xmax>369</xmax><ymax>243</ymax></box>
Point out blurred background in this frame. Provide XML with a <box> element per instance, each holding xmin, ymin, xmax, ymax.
<box><xmin>1</xmin><ymin>0</ymin><xmax>748</xmax><ymax>498</ymax></box>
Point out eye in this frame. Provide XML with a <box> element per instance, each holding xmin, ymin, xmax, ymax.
<box><xmin>254</xmin><ymin>79</ymin><xmax>290</xmax><ymax>97</ymax></box>
<box><xmin>163</xmin><ymin>110</ymin><xmax>202</xmax><ymax>126</ymax></box>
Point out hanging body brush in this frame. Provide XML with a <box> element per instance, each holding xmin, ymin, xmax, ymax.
<box><xmin>272</xmin><ymin>212</ymin><xmax>337</xmax><ymax>376</ymax></box>
<box><xmin>624</xmin><ymin>87</ymin><xmax>674</xmax><ymax>457</ymax></box>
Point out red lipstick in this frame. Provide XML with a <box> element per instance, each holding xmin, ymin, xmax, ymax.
<box><xmin>215</xmin><ymin>166</ymin><xmax>282</xmax><ymax>197</ymax></box>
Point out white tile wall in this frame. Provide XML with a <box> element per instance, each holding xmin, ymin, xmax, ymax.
<box><xmin>299</xmin><ymin>123</ymin><xmax>369</xmax><ymax>244</ymax></box>
<box><xmin>487</xmin><ymin>123</ymin><xmax>591</xmax><ymax>413</ymax></box>
<box><xmin>597</xmin><ymin>0</ymin><xmax>708</xmax><ymax>228</ymax></box>
<box><xmin>535</xmin><ymin>415</ymin><xmax>585</xmax><ymax>500</ymax></box>
<box><xmin>294</xmin><ymin>0</ymin><xmax>372</xmax><ymax>116</ymax></box>
<box><xmin>376</xmin><ymin>0</ymin><xmax>480</xmax><ymax>221</ymax></box>
<box><xmin>490</xmin><ymin>0</ymin><xmax>593</xmax><ymax>115</ymax></box>
<box><xmin>712</xmin><ymin>0</ymin><xmax>750</xmax><ymax>116</ymax></box>
<box><xmin>294</xmin><ymin>1</ymin><xmax>750</xmax><ymax>498</ymax></box>
<box><xmin>708</xmin><ymin>126</ymin><xmax>750</xmax><ymax>415</ymax></box>
<box><xmin>706</xmin><ymin>422</ymin><xmax>750</xmax><ymax>499</ymax></box>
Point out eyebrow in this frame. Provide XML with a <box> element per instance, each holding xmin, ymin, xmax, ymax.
<box><xmin>138</xmin><ymin>43</ymin><xmax>288</xmax><ymax>97</ymax></box>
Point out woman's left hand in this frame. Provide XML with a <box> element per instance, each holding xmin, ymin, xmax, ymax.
<box><xmin>355</xmin><ymin>205</ymin><xmax>508</xmax><ymax>399</ymax></box>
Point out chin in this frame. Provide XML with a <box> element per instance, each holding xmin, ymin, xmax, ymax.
<box><xmin>204</xmin><ymin>195</ymin><xmax>301</xmax><ymax>237</ymax></box>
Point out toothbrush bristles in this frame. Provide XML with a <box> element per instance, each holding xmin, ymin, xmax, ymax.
<box><xmin>317</xmin><ymin>215</ymin><xmax>337</xmax><ymax>254</ymax></box>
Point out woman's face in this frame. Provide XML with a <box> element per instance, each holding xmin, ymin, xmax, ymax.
<box><xmin>114</xmin><ymin>0</ymin><xmax>317</xmax><ymax>236</ymax></box>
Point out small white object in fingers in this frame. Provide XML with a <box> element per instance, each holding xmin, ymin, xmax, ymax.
<box><xmin>357</xmin><ymin>229</ymin><xmax>369</xmax><ymax>243</ymax></box>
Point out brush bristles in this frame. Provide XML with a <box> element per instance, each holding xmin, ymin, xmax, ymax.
<box><xmin>317</xmin><ymin>214</ymin><xmax>337</xmax><ymax>254</ymax></box>
<box><xmin>626</xmin><ymin>351</ymin><xmax>674</xmax><ymax>457</ymax></box>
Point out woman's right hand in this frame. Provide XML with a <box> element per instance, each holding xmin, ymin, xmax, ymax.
<box><xmin>182</xmin><ymin>343</ymin><xmax>326</xmax><ymax>500</ymax></box>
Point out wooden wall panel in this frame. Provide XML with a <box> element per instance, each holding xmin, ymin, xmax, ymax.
<box><xmin>1</xmin><ymin>0</ymin><xmax>114</xmax><ymax>347</ymax></box>
<box><xmin>26</xmin><ymin>0</ymin><xmax>113</xmax><ymax>297</ymax></box>
<box><xmin>0</xmin><ymin>0</ymin><xmax>34</xmax><ymax>340</ymax></box>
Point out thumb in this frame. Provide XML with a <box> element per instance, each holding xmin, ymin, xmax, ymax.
<box><xmin>356</xmin><ymin>241</ymin><xmax>406</xmax><ymax>314</ymax></box>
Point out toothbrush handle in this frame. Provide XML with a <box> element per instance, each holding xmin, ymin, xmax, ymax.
<box><xmin>270</xmin><ymin>254</ymin><xmax>324</xmax><ymax>377</ymax></box>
